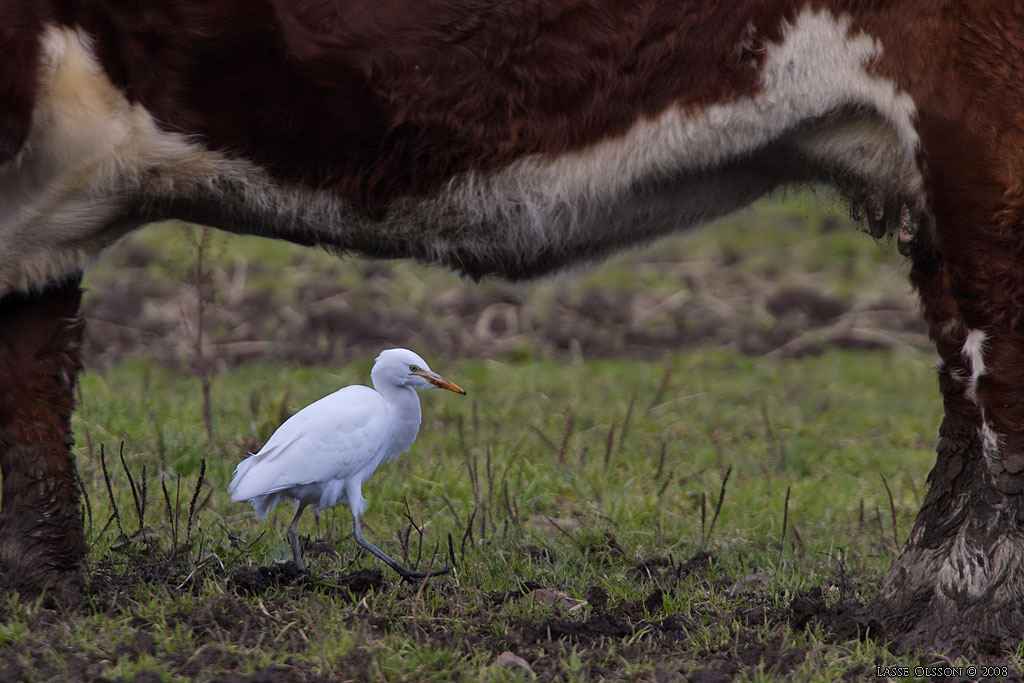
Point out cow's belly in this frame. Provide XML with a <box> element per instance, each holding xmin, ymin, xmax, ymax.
<box><xmin>0</xmin><ymin>10</ymin><xmax>925</xmax><ymax>292</ymax></box>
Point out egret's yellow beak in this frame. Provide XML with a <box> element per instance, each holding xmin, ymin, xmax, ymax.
<box><xmin>415</xmin><ymin>370</ymin><xmax>467</xmax><ymax>395</ymax></box>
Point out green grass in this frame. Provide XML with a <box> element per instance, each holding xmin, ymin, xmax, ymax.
<box><xmin>19</xmin><ymin>347</ymin><xmax>952</xmax><ymax>680</ymax></box>
<box><xmin>77</xmin><ymin>349</ymin><xmax>940</xmax><ymax>561</ymax></box>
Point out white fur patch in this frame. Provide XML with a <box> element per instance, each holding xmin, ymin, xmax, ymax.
<box><xmin>0</xmin><ymin>26</ymin><xmax>244</xmax><ymax>292</ymax></box>
<box><xmin>961</xmin><ymin>328</ymin><xmax>987</xmax><ymax>404</ymax></box>
<box><xmin>980</xmin><ymin>412</ymin><xmax>1002</xmax><ymax>469</ymax></box>
<box><xmin>432</xmin><ymin>7</ymin><xmax>922</xmax><ymax>267</ymax></box>
<box><xmin>1</xmin><ymin>9</ymin><xmax>923</xmax><ymax>292</ymax></box>
<box><xmin>936</xmin><ymin>516</ymin><xmax>1021</xmax><ymax>601</ymax></box>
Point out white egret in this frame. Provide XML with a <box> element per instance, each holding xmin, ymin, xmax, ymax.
<box><xmin>229</xmin><ymin>348</ymin><xmax>466</xmax><ymax>578</ymax></box>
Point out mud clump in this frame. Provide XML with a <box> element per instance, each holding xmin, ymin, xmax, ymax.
<box><xmin>337</xmin><ymin>567</ymin><xmax>385</xmax><ymax>595</ymax></box>
<box><xmin>517</xmin><ymin>613</ymin><xmax>634</xmax><ymax>644</ymax></box>
<box><xmin>227</xmin><ymin>563</ymin><xmax>384</xmax><ymax>598</ymax></box>
<box><xmin>789</xmin><ymin>588</ymin><xmax>882</xmax><ymax>642</ymax></box>
<box><xmin>636</xmin><ymin>550</ymin><xmax>715</xmax><ymax>582</ymax></box>
<box><xmin>227</xmin><ymin>562</ymin><xmax>305</xmax><ymax>595</ymax></box>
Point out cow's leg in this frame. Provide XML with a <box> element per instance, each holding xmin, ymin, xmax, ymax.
<box><xmin>872</xmin><ymin>222</ymin><xmax>1024</xmax><ymax>652</ymax></box>
<box><xmin>0</xmin><ymin>273</ymin><xmax>86</xmax><ymax>606</ymax></box>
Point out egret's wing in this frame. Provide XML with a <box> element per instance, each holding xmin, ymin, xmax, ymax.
<box><xmin>228</xmin><ymin>385</ymin><xmax>389</xmax><ymax>501</ymax></box>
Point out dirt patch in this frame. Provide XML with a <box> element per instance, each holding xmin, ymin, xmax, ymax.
<box><xmin>516</xmin><ymin>612</ymin><xmax>635</xmax><ymax>644</ymax></box>
<box><xmin>585</xmin><ymin>584</ymin><xmax>609</xmax><ymax>610</ymax></box>
<box><xmin>223</xmin><ymin>562</ymin><xmax>387</xmax><ymax>600</ymax></box>
<box><xmin>485</xmin><ymin>579</ymin><xmax>545</xmax><ymax>606</ymax></box>
<box><xmin>227</xmin><ymin>562</ymin><xmax>305</xmax><ymax>595</ymax></box>
<box><xmin>9</xmin><ymin>554</ymin><xmax>1022</xmax><ymax>681</ymax></box>
<box><xmin>789</xmin><ymin>587</ymin><xmax>882</xmax><ymax>642</ymax></box>
<box><xmin>687</xmin><ymin>631</ymin><xmax>808</xmax><ymax>681</ymax></box>
<box><xmin>636</xmin><ymin>550</ymin><xmax>715</xmax><ymax>582</ymax></box>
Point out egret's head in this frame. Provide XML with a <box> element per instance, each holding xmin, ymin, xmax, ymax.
<box><xmin>372</xmin><ymin>348</ymin><xmax>467</xmax><ymax>394</ymax></box>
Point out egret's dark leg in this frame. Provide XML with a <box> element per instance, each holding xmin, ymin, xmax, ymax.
<box><xmin>350</xmin><ymin>511</ymin><xmax>449</xmax><ymax>581</ymax></box>
<box><xmin>287</xmin><ymin>503</ymin><xmax>307</xmax><ymax>570</ymax></box>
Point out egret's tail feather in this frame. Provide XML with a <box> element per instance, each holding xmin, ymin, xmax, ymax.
<box><xmin>251</xmin><ymin>493</ymin><xmax>281</xmax><ymax>520</ymax></box>
<box><xmin>228</xmin><ymin>452</ymin><xmax>264</xmax><ymax>499</ymax></box>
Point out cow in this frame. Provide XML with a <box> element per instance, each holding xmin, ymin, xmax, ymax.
<box><xmin>1</xmin><ymin>0</ymin><xmax>1022</xmax><ymax>652</ymax></box>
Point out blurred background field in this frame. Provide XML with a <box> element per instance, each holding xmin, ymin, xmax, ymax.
<box><xmin>3</xmin><ymin>193</ymin><xmax>961</xmax><ymax>680</ymax></box>
<box><xmin>81</xmin><ymin>191</ymin><xmax>928</xmax><ymax>369</ymax></box>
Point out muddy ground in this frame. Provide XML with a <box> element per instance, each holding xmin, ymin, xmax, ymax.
<box><xmin>1</xmin><ymin>543</ymin><xmax>911</xmax><ymax>682</ymax></box>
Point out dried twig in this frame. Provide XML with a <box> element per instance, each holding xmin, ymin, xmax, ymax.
<box><xmin>603</xmin><ymin>421</ymin><xmax>617</xmax><ymax>468</ymax></box>
<box><xmin>161</xmin><ymin>477</ymin><xmax>177</xmax><ymax>555</ymax></box>
<box><xmin>75</xmin><ymin>471</ymin><xmax>93</xmax><ymax>539</ymax></box>
<box><xmin>557</xmin><ymin>411</ymin><xmax>575</xmax><ymax>466</ymax></box>
<box><xmin>174</xmin><ymin>474</ymin><xmax>181</xmax><ymax>549</ymax></box>
<box><xmin>545</xmin><ymin>515</ymin><xmax>585</xmax><ymax>552</ymax></box>
<box><xmin>486</xmin><ymin>443</ymin><xmax>494</xmax><ymax>506</ymax></box>
<box><xmin>139</xmin><ymin>464</ymin><xmax>148</xmax><ymax>531</ymax></box>
<box><xmin>468</xmin><ymin>443</ymin><xmax>480</xmax><ymax>507</ymax></box>
<box><xmin>781</xmin><ymin>484</ymin><xmax>791</xmax><ymax>548</ymax></box>
<box><xmin>402</xmin><ymin>498</ymin><xmax>425</xmax><ymax>571</ymax></box>
<box><xmin>184</xmin><ymin>226</ymin><xmax>217</xmax><ymax>447</ymax></box>
<box><xmin>441</xmin><ymin>493</ymin><xmax>463</xmax><ymax>529</ymax></box>
<box><xmin>703</xmin><ymin>466</ymin><xmax>732</xmax><ymax>547</ymax></box>
<box><xmin>118</xmin><ymin>442</ymin><xmax>143</xmax><ymax>531</ymax></box>
<box><xmin>460</xmin><ymin>507</ymin><xmax>477</xmax><ymax>563</ymax></box>
<box><xmin>700</xmin><ymin>491</ymin><xmax>707</xmax><ymax>542</ymax></box>
<box><xmin>186</xmin><ymin>459</ymin><xmax>207</xmax><ymax>546</ymax></box>
<box><xmin>656</xmin><ymin>471</ymin><xmax>674</xmax><ymax>499</ymax></box>
<box><xmin>655</xmin><ymin>441</ymin><xmax>667</xmax><ymax>481</ymax></box>
<box><xmin>99</xmin><ymin>444</ymin><xmax>125</xmax><ymax>539</ymax></box>
<box><xmin>617</xmin><ymin>394</ymin><xmax>635</xmax><ymax>456</ymax></box>
<box><xmin>880</xmin><ymin>472</ymin><xmax>899</xmax><ymax>549</ymax></box>
<box><xmin>447</xmin><ymin>533</ymin><xmax>458</xmax><ymax>569</ymax></box>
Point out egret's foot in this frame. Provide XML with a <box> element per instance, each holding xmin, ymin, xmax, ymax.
<box><xmin>395</xmin><ymin>564</ymin><xmax>451</xmax><ymax>583</ymax></box>
<box><xmin>352</xmin><ymin>515</ymin><xmax>449</xmax><ymax>582</ymax></box>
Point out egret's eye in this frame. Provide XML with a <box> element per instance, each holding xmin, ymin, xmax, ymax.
<box><xmin>409</xmin><ymin>365</ymin><xmax>420</xmax><ymax>373</ymax></box>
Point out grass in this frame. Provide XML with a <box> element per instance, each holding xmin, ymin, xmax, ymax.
<box><xmin>8</xmin><ymin>348</ymin><xmax>949</xmax><ymax>680</ymax></box>
<box><xmin>78</xmin><ymin>349</ymin><xmax>939</xmax><ymax>556</ymax></box>
<box><xmin>4</xmin><ymin>193</ymin><xmax>1011</xmax><ymax>680</ymax></box>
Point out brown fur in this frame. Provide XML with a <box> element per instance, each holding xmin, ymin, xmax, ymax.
<box><xmin>0</xmin><ymin>273</ymin><xmax>86</xmax><ymax>606</ymax></box>
<box><xmin>0</xmin><ymin>1</ymin><xmax>44</xmax><ymax>163</ymax></box>
<box><xmin>893</xmin><ymin>5</ymin><xmax>1024</xmax><ymax>472</ymax></box>
<box><xmin>48</xmin><ymin>0</ymin><xmax>798</xmax><ymax>215</ymax></box>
